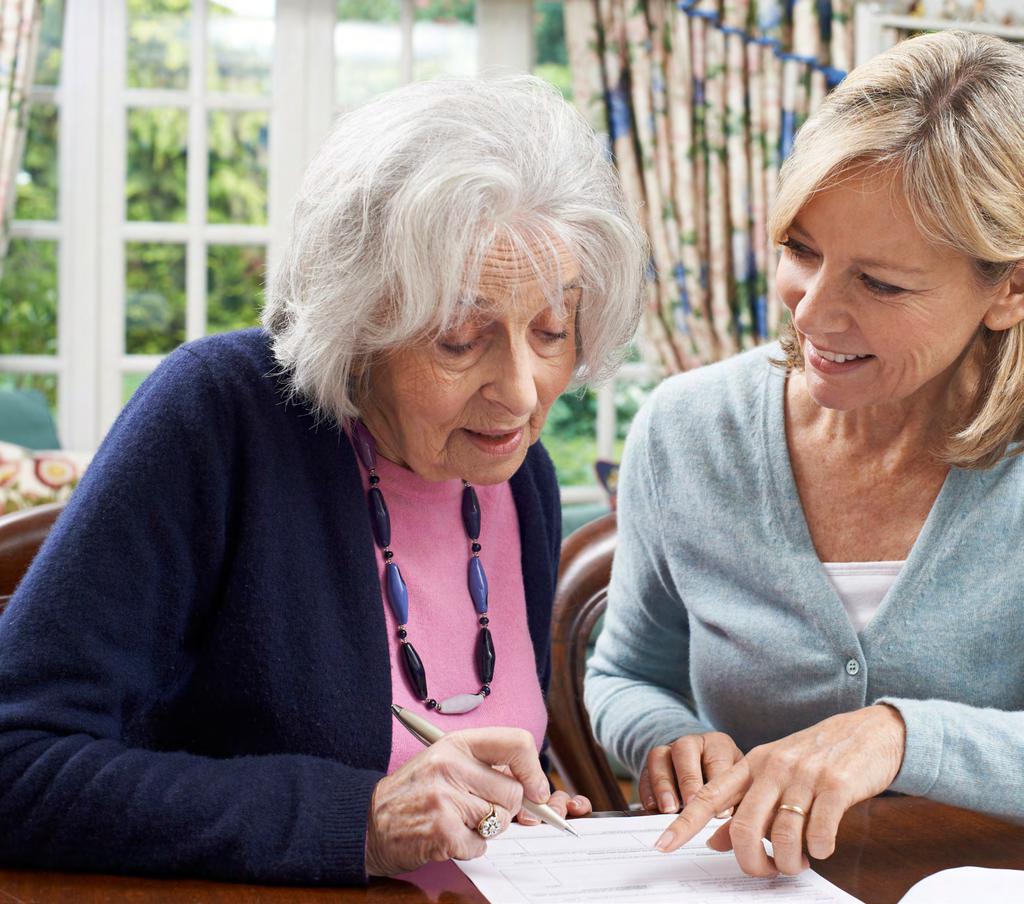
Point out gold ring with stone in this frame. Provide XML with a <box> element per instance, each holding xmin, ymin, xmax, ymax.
<box><xmin>777</xmin><ymin>803</ymin><xmax>808</xmax><ymax>818</ymax></box>
<box><xmin>476</xmin><ymin>804</ymin><xmax>502</xmax><ymax>838</ymax></box>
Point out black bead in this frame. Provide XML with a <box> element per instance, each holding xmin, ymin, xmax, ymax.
<box><xmin>367</xmin><ymin>487</ymin><xmax>391</xmax><ymax>548</ymax></box>
<box><xmin>461</xmin><ymin>485</ymin><xmax>481</xmax><ymax>540</ymax></box>
<box><xmin>480</xmin><ymin>685</ymin><xmax>491</xmax><ymax>697</ymax></box>
<box><xmin>478</xmin><ymin>615</ymin><xmax>489</xmax><ymax>626</ymax></box>
<box><xmin>471</xmin><ymin>542</ymin><xmax>482</xmax><ymax>553</ymax></box>
<box><xmin>426</xmin><ymin>698</ymin><xmax>438</xmax><ymax>710</ymax></box>
<box><xmin>383</xmin><ymin>550</ymin><xmax>394</xmax><ymax>561</ymax></box>
<box><xmin>369</xmin><ymin>474</ymin><xmax>380</xmax><ymax>486</ymax></box>
<box><xmin>476</xmin><ymin>626</ymin><xmax>495</xmax><ymax>684</ymax></box>
<box><xmin>400</xmin><ymin>641</ymin><xmax>429</xmax><ymax>700</ymax></box>
<box><xmin>397</xmin><ymin>628</ymin><xmax>407</xmax><ymax>639</ymax></box>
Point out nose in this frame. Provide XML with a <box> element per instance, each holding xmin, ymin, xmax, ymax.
<box><xmin>482</xmin><ymin>340</ymin><xmax>539</xmax><ymax>419</ymax></box>
<box><xmin>785</xmin><ymin>266</ymin><xmax>852</xmax><ymax>338</ymax></box>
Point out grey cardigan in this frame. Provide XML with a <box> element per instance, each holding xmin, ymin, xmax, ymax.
<box><xmin>585</xmin><ymin>344</ymin><xmax>1024</xmax><ymax>822</ymax></box>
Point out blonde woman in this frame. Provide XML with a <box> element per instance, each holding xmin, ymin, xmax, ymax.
<box><xmin>586</xmin><ymin>30</ymin><xmax>1024</xmax><ymax>878</ymax></box>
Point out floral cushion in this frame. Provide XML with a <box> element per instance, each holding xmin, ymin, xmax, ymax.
<box><xmin>0</xmin><ymin>441</ymin><xmax>92</xmax><ymax>514</ymax></box>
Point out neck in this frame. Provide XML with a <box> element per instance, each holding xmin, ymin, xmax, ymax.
<box><xmin>355</xmin><ymin>409</ymin><xmax>410</xmax><ymax>471</ymax></box>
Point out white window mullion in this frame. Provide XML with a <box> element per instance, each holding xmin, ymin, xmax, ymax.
<box><xmin>98</xmin><ymin>0</ymin><xmax>128</xmax><ymax>439</ymax></box>
<box><xmin>59</xmin><ymin>0</ymin><xmax>103</xmax><ymax>449</ymax></box>
<box><xmin>596</xmin><ymin>383</ymin><xmax>616</xmax><ymax>461</ymax></box>
<box><xmin>270</xmin><ymin>0</ymin><xmax>313</xmax><ymax>275</ymax></box>
<box><xmin>305</xmin><ymin>0</ymin><xmax>336</xmax><ymax>163</ymax></box>
<box><xmin>476</xmin><ymin>0</ymin><xmax>534</xmax><ymax>73</ymax></box>
<box><xmin>400</xmin><ymin>0</ymin><xmax>414</xmax><ymax>84</ymax></box>
<box><xmin>186</xmin><ymin>0</ymin><xmax>209</xmax><ymax>343</ymax></box>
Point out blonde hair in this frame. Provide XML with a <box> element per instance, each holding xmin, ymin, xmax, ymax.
<box><xmin>263</xmin><ymin>75</ymin><xmax>647</xmax><ymax>426</ymax></box>
<box><xmin>769</xmin><ymin>30</ymin><xmax>1024</xmax><ymax>468</ymax></box>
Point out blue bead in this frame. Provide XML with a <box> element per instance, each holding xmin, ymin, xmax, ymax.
<box><xmin>368</xmin><ymin>487</ymin><xmax>390</xmax><ymax>548</ymax></box>
<box><xmin>351</xmin><ymin>420</ymin><xmax>377</xmax><ymax>470</ymax></box>
<box><xmin>386</xmin><ymin>562</ymin><xmax>409</xmax><ymax>624</ymax></box>
<box><xmin>468</xmin><ymin>556</ymin><xmax>489</xmax><ymax>614</ymax></box>
<box><xmin>461</xmin><ymin>485</ymin><xmax>481</xmax><ymax>540</ymax></box>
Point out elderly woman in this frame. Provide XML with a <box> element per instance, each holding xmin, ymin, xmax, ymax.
<box><xmin>0</xmin><ymin>76</ymin><xmax>645</xmax><ymax>884</ymax></box>
<box><xmin>586</xmin><ymin>29</ymin><xmax>1024</xmax><ymax>879</ymax></box>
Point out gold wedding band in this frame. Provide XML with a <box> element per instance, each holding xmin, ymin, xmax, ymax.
<box><xmin>476</xmin><ymin>804</ymin><xmax>503</xmax><ymax>839</ymax></box>
<box><xmin>777</xmin><ymin>803</ymin><xmax>808</xmax><ymax>818</ymax></box>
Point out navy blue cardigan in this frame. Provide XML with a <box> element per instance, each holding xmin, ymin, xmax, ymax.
<box><xmin>0</xmin><ymin>329</ymin><xmax>561</xmax><ymax>886</ymax></box>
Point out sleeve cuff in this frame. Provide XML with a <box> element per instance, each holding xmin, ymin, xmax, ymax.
<box><xmin>875</xmin><ymin>697</ymin><xmax>943</xmax><ymax>797</ymax></box>
<box><xmin>319</xmin><ymin>768</ymin><xmax>383</xmax><ymax>886</ymax></box>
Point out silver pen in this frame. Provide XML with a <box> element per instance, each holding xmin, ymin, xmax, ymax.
<box><xmin>390</xmin><ymin>703</ymin><xmax>580</xmax><ymax>838</ymax></box>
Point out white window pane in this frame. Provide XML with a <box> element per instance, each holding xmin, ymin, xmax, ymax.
<box><xmin>0</xmin><ymin>240</ymin><xmax>59</xmax><ymax>355</ymax></box>
<box><xmin>126</xmin><ymin>107</ymin><xmax>189</xmax><ymax>223</ymax></box>
<box><xmin>208</xmin><ymin>0</ymin><xmax>275</xmax><ymax>95</ymax></box>
<box><xmin>412</xmin><ymin>14</ymin><xmax>476</xmax><ymax>81</ymax></box>
<box><xmin>208</xmin><ymin>111</ymin><xmax>269</xmax><ymax>225</ymax></box>
<box><xmin>125</xmin><ymin>243</ymin><xmax>186</xmax><ymax>355</ymax></box>
<box><xmin>206</xmin><ymin>244</ymin><xmax>265</xmax><ymax>333</ymax></box>
<box><xmin>335</xmin><ymin>1</ymin><xmax>403</xmax><ymax>110</ymax></box>
<box><xmin>127</xmin><ymin>0</ymin><xmax>191</xmax><ymax>91</ymax></box>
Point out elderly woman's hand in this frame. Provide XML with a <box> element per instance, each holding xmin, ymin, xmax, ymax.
<box><xmin>515</xmin><ymin>790</ymin><xmax>592</xmax><ymax>825</ymax></box>
<box><xmin>653</xmin><ymin>705</ymin><xmax>906</xmax><ymax>877</ymax></box>
<box><xmin>638</xmin><ymin>731</ymin><xmax>744</xmax><ymax>814</ymax></box>
<box><xmin>365</xmin><ymin>727</ymin><xmax>551</xmax><ymax>876</ymax></box>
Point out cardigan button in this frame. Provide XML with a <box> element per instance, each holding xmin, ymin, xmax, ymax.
<box><xmin>845</xmin><ymin>658</ymin><xmax>861</xmax><ymax>676</ymax></box>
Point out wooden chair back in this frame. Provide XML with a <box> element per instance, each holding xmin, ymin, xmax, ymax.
<box><xmin>547</xmin><ymin>512</ymin><xmax>628</xmax><ymax>811</ymax></box>
<box><xmin>0</xmin><ymin>502</ymin><xmax>64</xmax><ymax>614</ymax></box>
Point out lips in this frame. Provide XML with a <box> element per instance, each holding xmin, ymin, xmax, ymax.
<box><xmin>462</xmin><ymin>426</ymin><xmax>526</xmax><ymax>456</ymax></box>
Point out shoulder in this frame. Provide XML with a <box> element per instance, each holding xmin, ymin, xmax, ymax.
<box><xmin>618</xmin><ymin>344</ymin><xmax>781</xmax><ymax>508</ymax></box>
<box><xmin>125</xmin><ymin>329</ymin><xmax>297</xmax><ymax>430</ymax></box>
<box><xmin>647</xmin><ymin>342</ymin><xmax>778</xmax><ymax>424</ymax></box>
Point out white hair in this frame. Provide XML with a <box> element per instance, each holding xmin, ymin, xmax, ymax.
<box><xmin>263</xmin><ymin>74</ymin><xmax>648</xmax><ymax>424</ymax></box>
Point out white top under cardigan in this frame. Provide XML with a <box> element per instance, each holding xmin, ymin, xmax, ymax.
<box><xmin>824</xmin><ymin>562</ymin><xmax>904</xmax><ymax>633</ymax></box>
<box><xmin>586</xmin><ymin>342</ymin><xmax>1024</xmax><ymax>824</ymax></box>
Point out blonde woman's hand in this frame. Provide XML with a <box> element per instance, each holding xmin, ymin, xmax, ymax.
<box><xmin>638</xmin><ymin>731</ymin><xmax>744</xmax><ymax>814</ymax></box>
<box><xmin>365</xmin><ymin>728</ymin><xmax>550</xmax><ymax>876</ymax></box>
<box><xmin>653</xmin><ymin>705</ymin><xmax>906</xmax><ymax>877</ymax></box>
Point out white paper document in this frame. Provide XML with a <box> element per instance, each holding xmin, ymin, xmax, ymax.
<box><xmin>455</xmin><ymin>814</ymin><xmax>863</xmax><ymax>904</ymax></box>
<box><xmin>897</xmin><ymin>866</ymin><xmax>1024</xmax><ymax>903</ymax></box>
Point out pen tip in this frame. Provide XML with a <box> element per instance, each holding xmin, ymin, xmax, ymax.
<box><xmin>390</xmin><ymin>703</ymin><xmax>402</xmax><ymax>716</ymax></box>
<box><xmin>566</xmin><ymin>824</ymin><xmax>580</xmax><ymax>838</ymax></box>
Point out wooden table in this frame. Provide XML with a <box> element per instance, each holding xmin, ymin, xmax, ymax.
<box><xmin>1</xmin><ymin>797</ymin><xmax>1020</xmax><ymax>903</ymax></box>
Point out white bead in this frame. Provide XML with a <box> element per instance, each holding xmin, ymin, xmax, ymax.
<box><xmin>437</xmin><ymin>693</ymin><xmax>485</xmax><ymax>714</ymax></box>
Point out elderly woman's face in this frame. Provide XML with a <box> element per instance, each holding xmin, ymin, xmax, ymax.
<box><xmin>777</xmin><ymin>168</ymin><xmax>1016</xmax><ymax>412</ymax></box>
<box><xmin>360</xmin><ymin>245</ymin><xmax>579</xmax><ymax>484</ymax></box>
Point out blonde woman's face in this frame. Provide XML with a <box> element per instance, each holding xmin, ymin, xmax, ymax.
<box><xmin>776</xmin><ymin>169</ymin><xmax>1010</xmax><ymax>412</ymax></box>
<box><xmin>359</xmin><ymin>244</ymin><xmax>580</xmax><ymax>485</ymax></box>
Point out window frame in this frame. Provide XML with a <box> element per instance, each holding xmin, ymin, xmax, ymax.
<box><xmin>2</xmin><ymin>0</ymin><xmax>641</xmax><ymax>505</ymax></box>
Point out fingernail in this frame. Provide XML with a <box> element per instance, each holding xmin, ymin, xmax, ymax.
<box><xmin>658</xmin><ymin>792</ymin><xmax>677</xmax><ymax>813</ymax></box>
<box><xmin>535</xmin><ymin>784</ymin><xmax>550</xmax><ymax>802</ymax></box>
<box><xmin>715</xmin><ymin>808</ymin><xmax>733</xmax><ymax>819</ymax></box>
<box><xmin>654</xmin><ymin>831</ymin><xmax>674</xmax><ymax>852</ymax></box>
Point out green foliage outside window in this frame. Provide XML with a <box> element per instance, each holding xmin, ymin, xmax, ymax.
<box><xmin>15</xmin><ymin>103</ymin><xmax>58</xmax><ymax>221</ymax></box>
<box><xmin>0</xmin><ymin>240</ymin><xmax>58</xmax><ymax>356</ymax></box>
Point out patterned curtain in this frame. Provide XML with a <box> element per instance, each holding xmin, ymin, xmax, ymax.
<box><xmin>565</xmin><ymin>0</ymin><xmax>853</xmax><ymax>372</ymax></box>
<box><xmin>0</xmin><ymin>0</ymin><xmax>42</xmax><ymax>275</ymax></box>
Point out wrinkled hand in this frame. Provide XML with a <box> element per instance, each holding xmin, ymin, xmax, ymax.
<box><xmin>654</xmin><ymin>705</ymin><xmax>906</xmax><ymax>877</ymax></box>
<box><xmin>638</xmin><ymin>732</ymin><xmax>744</xmax><ymax>814</ymax></box>
<box><xmin>515</xmin><ymin>790</ymin><xmax>592</xmax><ymax>825</ymax></box>
<box><xmin>490</xmin><ymin>764</ymin><xmax>592</xmax><ymax>825</ymax></box>
<box><xmin>365</xmin><ymin>728</ymin><xmax>550</xmax><ymax>876</ymax></box>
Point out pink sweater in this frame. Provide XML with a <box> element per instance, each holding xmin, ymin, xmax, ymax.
<box><xmin>353</xmin><ymin>451</ymin><xmax>549</xmax><ymax>773</ymax></box>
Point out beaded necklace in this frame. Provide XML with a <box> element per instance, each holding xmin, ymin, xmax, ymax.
<box><xmin>351</xmin><ymin>420</ymin><xmax>495</xmax><ymax>715</ymax></box>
